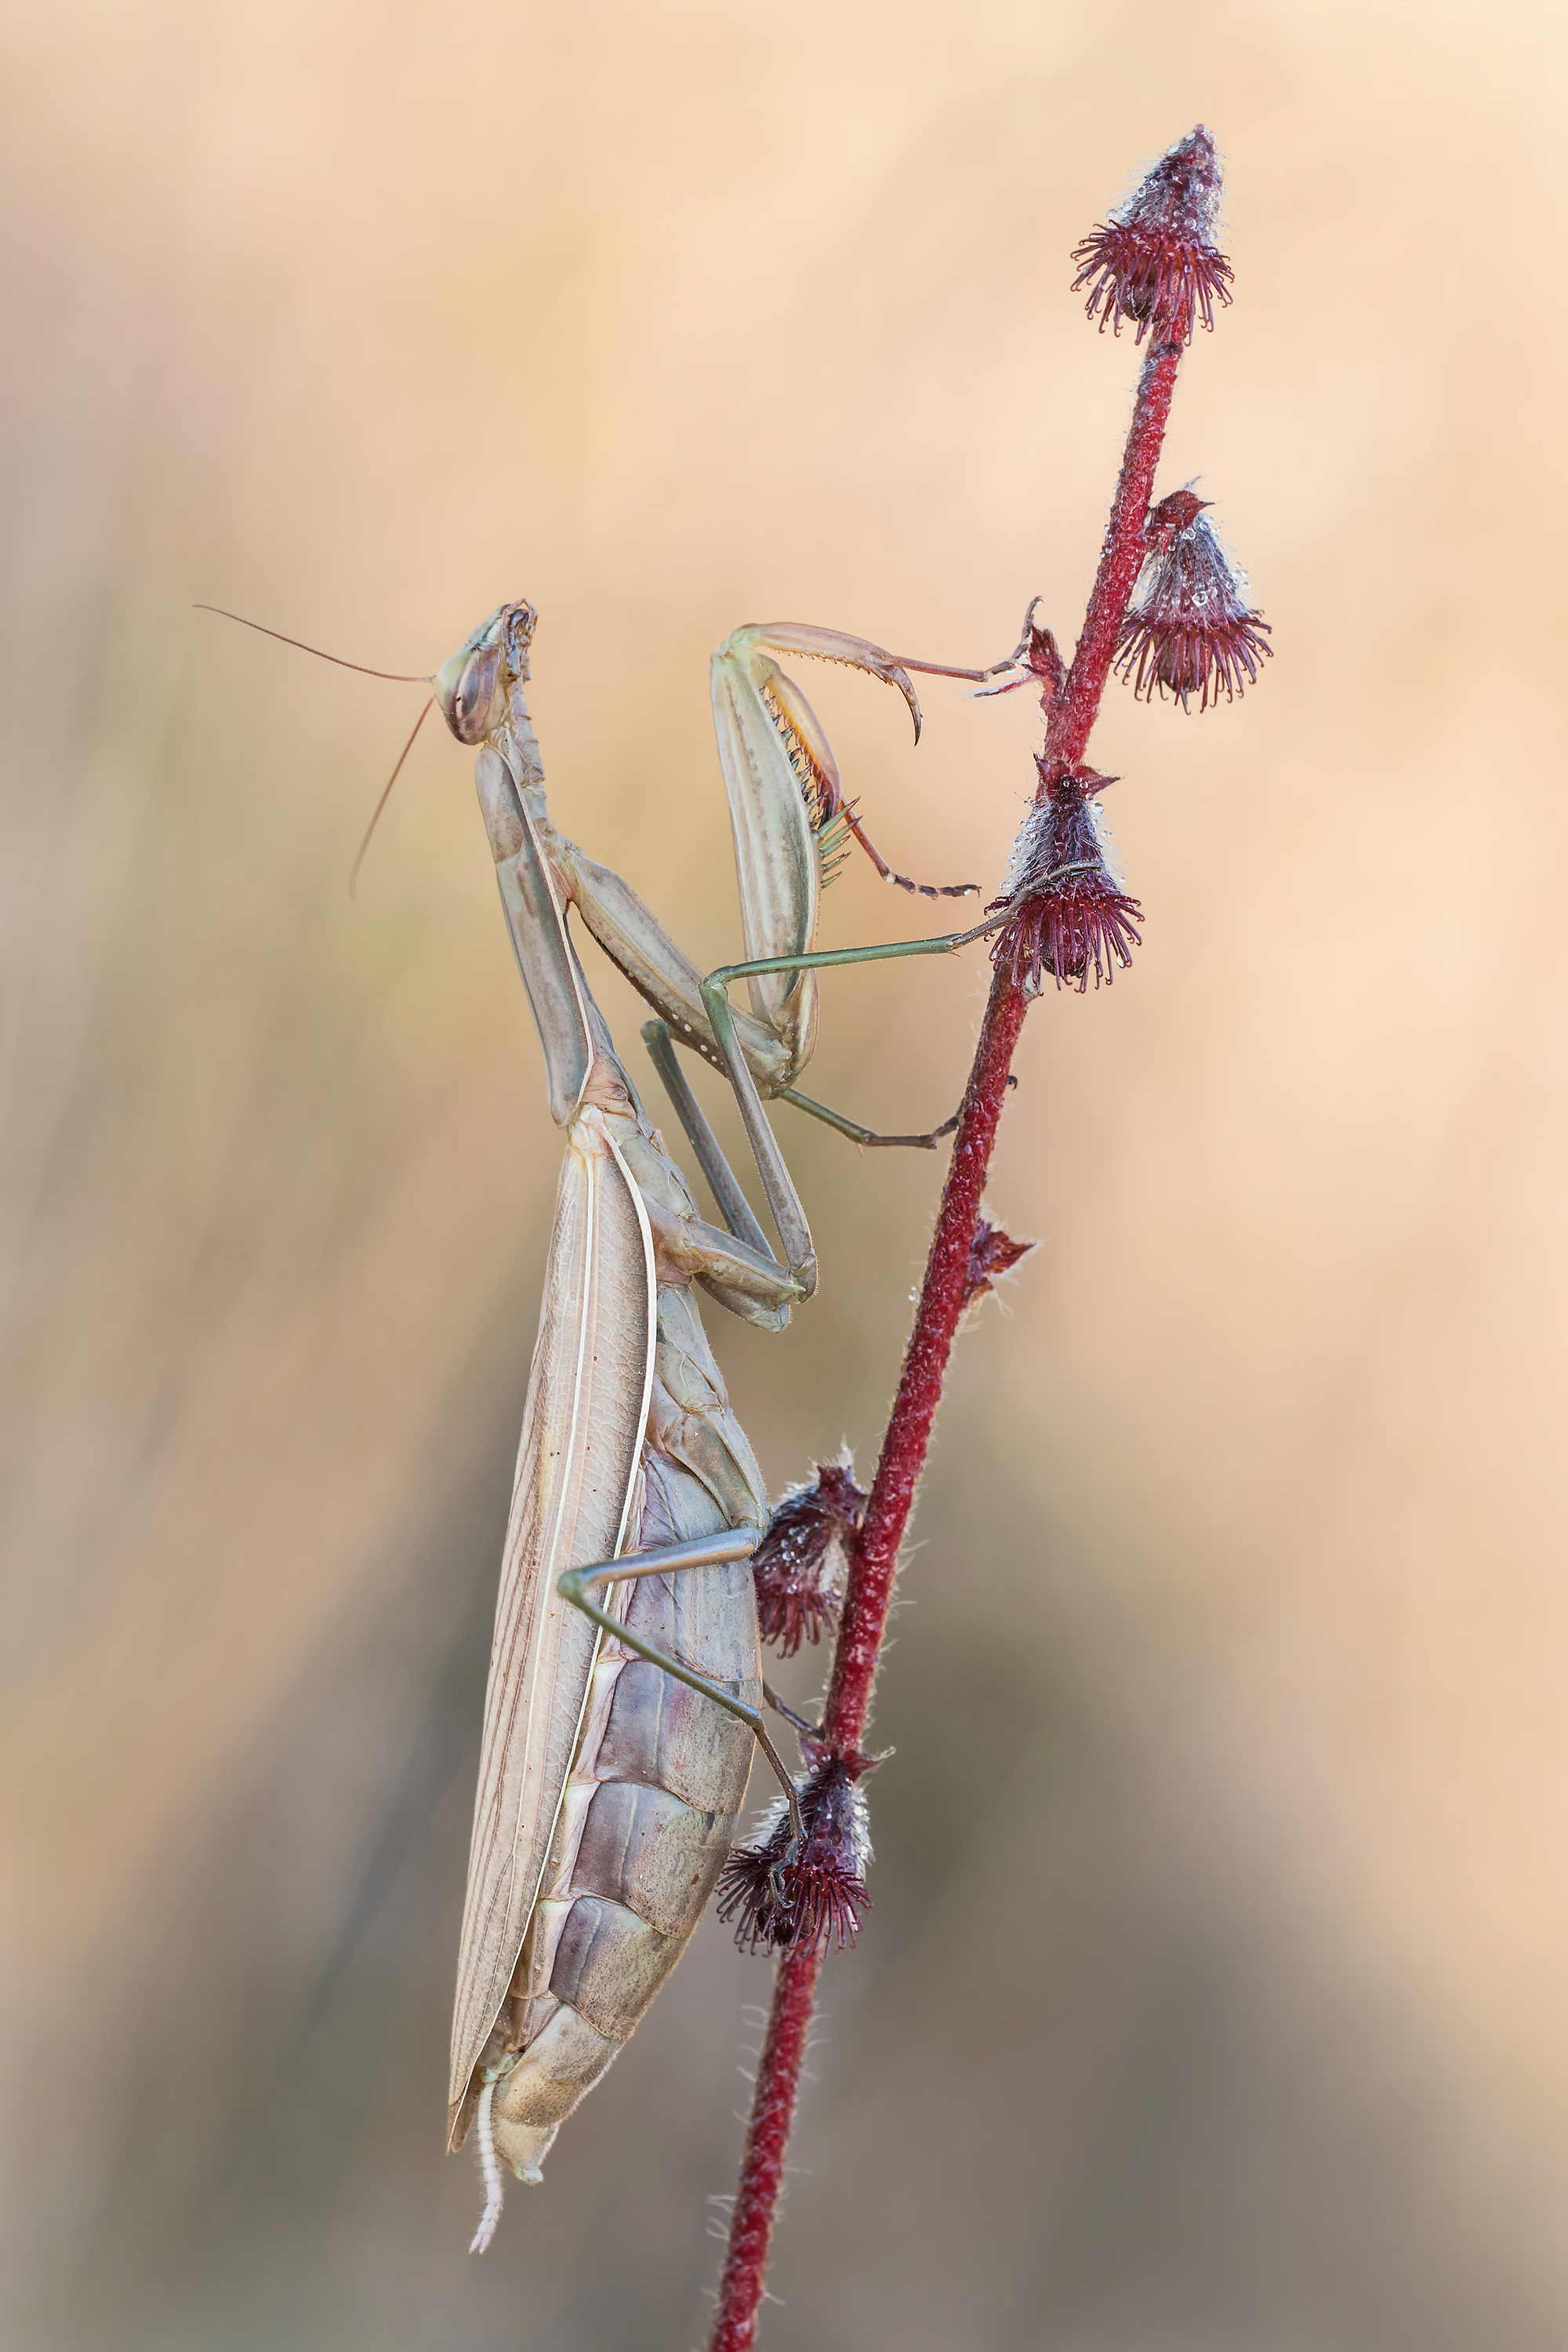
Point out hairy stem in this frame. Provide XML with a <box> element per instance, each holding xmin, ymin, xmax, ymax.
<box><xmin>708</xmin><ymin>319</ymin><xmax>1189</xmax><ymax>2352</ymax></box>
<box><xmin>822</xmin><ymin>970</ymin><xmax>1028</xmax><ymax>1748</ymax></box>
<box><xmin>1050</xmin><ymin>337</ymin><xmax>1180</xmax><ymax>769</ymax></box>
<box><xmin>708</xmin><ymin>1940</ymin><xmax>823</xmax><ymax>2352</ymax></box>
<box><xmin>706</xmin><ymin>971</ymin><xmax>1023</xmax><ymax>2352</ymax></box>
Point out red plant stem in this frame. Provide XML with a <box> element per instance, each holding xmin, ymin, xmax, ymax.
<box><xmin>822</xmin><ymin>971</ymin><xmax>1029</xmax><ymax>1748</ymax></box>
<box><xmin>708</xmin><ymin>325</ymin><xmax>1189</xmax><ymax>2352</ymax></box>
<box><xmin>707</xmin><ymin>973</ymin><xmax>1025</xmax><ymax>2352</ymax></box>
<box><xmin>1047</xmin><ymin>338</ymin><xmax>1180</xmax><ymax>769</ymax></box>
<box><xmin>708</xmin><ymin>1940</ymin><xmax>823</xmax><ymax>2352</ymax></box>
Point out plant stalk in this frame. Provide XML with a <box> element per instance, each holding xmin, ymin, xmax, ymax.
<box><xmin>708</xmin><ymin>331</ymin><xmax>1188</xmax><ymax>2352</ymax></box>
<box><xmin>1050</xmin><ymin>339</ymin><xmax>1181</xmax><ymax>768</ymax></box>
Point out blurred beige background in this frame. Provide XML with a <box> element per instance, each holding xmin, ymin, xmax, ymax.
<box><xmin>4</xmin><ymin>1</ymin><xmax>1566</xmax><ymax>2345</ymax></box>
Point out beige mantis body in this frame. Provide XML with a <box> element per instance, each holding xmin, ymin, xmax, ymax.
<box><xmin>448</xmin><ymin>966</ymin><xmax>795</xmax><ymax>2229</ymax></box>
<box><xmin>436</xmin><ymin>601</ymin><xmax>967</xmax><ymax>2246</ymax></box>
<box><xmin>195</xmin><ymin>584</ymin><xmax>1022</xmax><ymax>2249</ymax></box>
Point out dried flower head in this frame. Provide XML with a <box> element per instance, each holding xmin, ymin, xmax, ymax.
<box><xmin>717</xmin><ymin>1748</ymin><xmax>873</xmax><ymax>1956</ymax></box>
<box><xmin>750</xmin><ymin>1463</ymin><xmax>866</xmax><ymax>1657</ymax></box>
<box><xmin>992</xmin><ymin>767</ymin><xmax>1143</xmax><ymax>996</ymax></box>
<box><xmin>1116</xmin><ymin>489</ymin><xmax>1272</xmax><ymax>710</ymax></box>
<box><xmin>963</xmin><ymin>1219</ymin><xmax>1034</xmax><ymax>1308</ymax></box>
<box><xmin>1071</xmin><ymin>124</ymin><xmax>1232</xmax><ymax>346</ymax></box>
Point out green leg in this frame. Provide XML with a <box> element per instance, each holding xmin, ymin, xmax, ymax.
<box><xmin>557</xmin><ymin>1532</ymin><xmax>804</xmax><ymax>1843</ymax></box>
<box><xmin>779</xmin><ymin>1085</ymin><xmax>960</xmax><ymax>1151</ymax></box>
<box><xmin>652</xmin><ymin>1007</ymin><xmax>990</xmax><ymax>1156</ymax></box>
<box><xmin>697</xmin><ymin>913</ymin><xmax>1010</xmax><ymax>1264</ymax></box>
<box><xmin>779</xmin><ymin>1074</ymin><xmax>1017</xmax><ymax>1151</ymax></box>
<box><xmin>762</xmin><ymin>1682</ymin><xmax>822</xmax><ymax>1741</ymax></box>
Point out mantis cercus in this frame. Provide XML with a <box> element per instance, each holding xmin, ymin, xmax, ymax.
<box><xmin>425</xmin><ymin>599</ymin><xmax>1017</xmax><ymax>2252</ymax></box>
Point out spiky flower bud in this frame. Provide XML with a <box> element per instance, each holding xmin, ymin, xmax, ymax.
<box><xmin>750</xmin><ymin>1464</ymin><xmax>866</xmax><ymax>1657</ymax></box>
<box><xmin>963</xmin><ymin>1219</ymin><xmax>1034</xmax><ymax>1308</ymax></box>
<box><xmin>1071</xmin><ymin>124</ymin><xmax>1232</xmax><ymax>347</ymax></box>
<box><xmin>1115</xmin><ymin>488</ymin><xmax>1272</xmax><ymax>710</ymax></box>
<box><xmin>716</xmin><ymin>1748</ymin><xmax>873</xmax><ymax>1956</ymax></box>
<box><xmin>992</xmin><ymin>766</ymin><xmax>1143</xmax><ymax>996</ymax></box>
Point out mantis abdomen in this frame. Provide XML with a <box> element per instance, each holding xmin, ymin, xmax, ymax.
<box><xmin>474</xmin><ymin>1513</ymin><xmax>760</xmax><ymax>2178</ymax></box>
<box><xmin>448</xmin><ymin>1077</ymin><xmax>778</xmax><ymax>2201</ymax></box>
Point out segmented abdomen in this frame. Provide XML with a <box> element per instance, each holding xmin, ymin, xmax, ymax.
<box><xmin>483</xmin><ymin>1348</ymin><xmax>763</xmax><ymax>2183</ymax></box>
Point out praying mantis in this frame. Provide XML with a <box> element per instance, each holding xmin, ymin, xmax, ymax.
<box><xmin>200</xmin><ymin>585</ymin><xmax>1023</xmax><ymax>2248</ymax></box>
<box><xmin>426</xmin><ymin>597</ymin><xmax>1020</xmax><ymax>2251</ymax></box>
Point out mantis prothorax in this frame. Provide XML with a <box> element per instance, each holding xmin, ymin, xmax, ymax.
<box><xmin>424</xmin><ymin>601</ymin><xmax>1018</xmax><ymax>2252</ymax></box>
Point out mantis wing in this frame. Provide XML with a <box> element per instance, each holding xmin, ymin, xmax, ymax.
<box><xmin>447</xmin><ymin>1105</ymin><xmax>655</xmax><ymax>2143</ymax></box>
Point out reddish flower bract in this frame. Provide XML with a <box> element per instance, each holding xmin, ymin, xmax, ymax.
<box><xmin>963</xmin><ymin>1219</ymin><xmax>1035</xmax><ymax>1308</ymax></box>
<box><xmin>750</xmin><ymin>1463</ymin><xmax>866</xmax><ymax>1657</ymax></box>
<box><xmin>1116</xmin><ymin>489</ymin><xmax>1272</xmax><ymax>710</ymax></box>
<box><xmin>1071</xmin><ymin>124</ymin><xmax>1232</xmax><ymax>346</ymax></box>
<box><xmin>716</xmin><ymin>1750</ymin><xmax>873</xmax><ymax>1957</ymax></box>
<box><xmin>992</xmin><ymin>767</ymin><xmax>1144</xmax><ymax>995</ymax></box>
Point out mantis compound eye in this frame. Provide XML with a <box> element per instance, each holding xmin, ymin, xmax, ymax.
<box><xmin>436</xmin><ymin>641</ymin><xmax>503</xmax><ymax>743</ymax></box>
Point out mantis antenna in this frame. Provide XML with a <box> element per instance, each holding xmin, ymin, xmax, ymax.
<box><xmin>193</xmin><ymin>604</ymin><xmax>435</xmax><ymax>895</ymax></box>
<box><xmin>348</xmin><ymin>698</ymin><xmax>435</xmax><ymax>897</ymax></box>
<box><xmin>192</xmin><ymin>604</ymin><xmax>430</xmax><ymax>681</ymax></box>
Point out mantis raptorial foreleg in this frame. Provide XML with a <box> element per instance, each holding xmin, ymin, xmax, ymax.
<box><xmin>541</xmin><ymin>613</ymin><xmax>1019</xmax><ymax>1110</ymax></box>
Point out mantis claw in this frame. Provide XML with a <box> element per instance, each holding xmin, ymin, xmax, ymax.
<box><xmin>768</xmin><ymin>1850</ymin><xmax>797</xmax><ymax>1908</ymax></box>
<box><xmin>731</xmin><ymin>621</ymin><xmax>926</xmax><ymax>742</ymax></box>
<box><xmin>713</xmin><ymin>620</ymin><xmax>984</xmax><ymax>912</ymax></box>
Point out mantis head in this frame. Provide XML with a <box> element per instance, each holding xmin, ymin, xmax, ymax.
<box><xmin>436</xmin><ymin>601</ymin><xmax>539</xmax><ymax>744</ymax></box>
